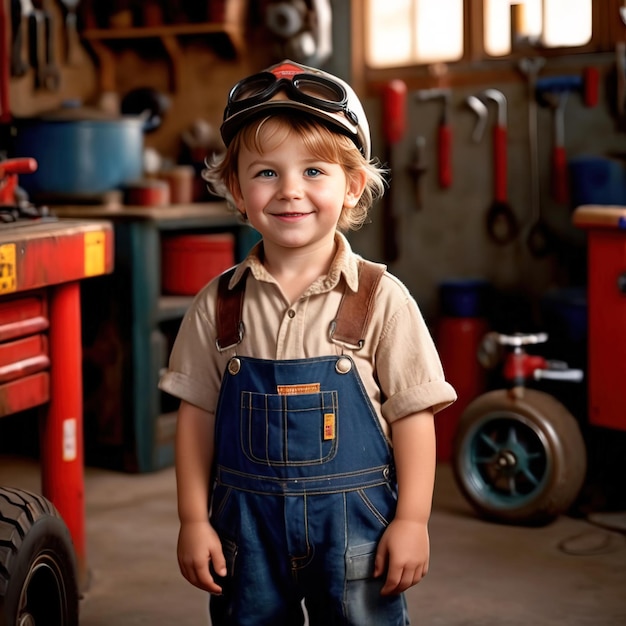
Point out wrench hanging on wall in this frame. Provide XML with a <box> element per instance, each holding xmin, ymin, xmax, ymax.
<box><xmin>519</xmin><ymin>56</ymin><xmax>555</xmax><ymax>258</ymax></box>
<box><xmin>480</xmin><ymin>89</ymin><xmax>519</xmax><ymax>245</ymax></box>
<box><xmin>407</xmin><ymin>135</ymin><xmax>427</xmax><ymax>210</ymax></box>
<box><xmin>10</xmin><ymin>0</ymin><xmax>29</xmax><ymax>77</ymax></box>
<box><xmin>466</xmin><ymin>94</ymin><xmax>488</xmax><ymax>143</ymax></box>
<box><xmin>28</xmin><ymin>0</ymin><xmax>60</xmax><ymax>91</ymax></box>
<box><xmin>381</xmin><ymin>79</ymin><xmax>407</xmax><ymax>263</ymax></box>
<box><xmin>535</xmin><ymin>75</ymin><xmax>592</xmax><ymax>206</ymax></box>
<box><xmin>415</xmin><ymin>88</ymin><xmax>452</xmax><ymax>189</ymax></box>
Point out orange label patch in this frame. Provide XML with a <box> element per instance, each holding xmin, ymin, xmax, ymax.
<box><xmin>277</xmin><ymin>383</ymin><xmax>321</xmax><ymax>395</ymax></box>
<box><xmin>323</xmin><ymin>414</ymin><xmax>336</xmax><ymax>440</ymax></box>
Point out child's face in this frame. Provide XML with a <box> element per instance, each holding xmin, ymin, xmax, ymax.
<box><xmin>232</xmin><ymin>131</ymin><xmax>364</xmax><ymax>253</ymax></box>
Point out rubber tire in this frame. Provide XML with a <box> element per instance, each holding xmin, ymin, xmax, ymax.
<box><xmin>452</xmin><ymin>389</ymin><xmax>587</xmax><ymax>526</ymax></box>
<box><xmin>0</xmin><ymin>488</ymin><xmax>79</xmax><ymax>626</ymax></box>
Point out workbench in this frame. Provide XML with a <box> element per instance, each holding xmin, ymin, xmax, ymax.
<box><xmin>0</xmin><ymin>217</ymin><xmax>114</xmax><ymax>586</ymax></box>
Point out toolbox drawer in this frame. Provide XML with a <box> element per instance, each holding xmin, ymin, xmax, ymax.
<box><xmin>0</xmin><ymin>292</ymin><xmax>50</xmax><ymax>418</ymax></box>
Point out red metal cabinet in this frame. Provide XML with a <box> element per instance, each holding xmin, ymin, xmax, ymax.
<box><xmin>573</xmin><ymin>206</ymin><xmax>626</xmax><ymax>432</ymax></box>
<box><xmin>0</xmin><ymin>219</ymin><xmax>114</xmax><ymax>586</ymax></box>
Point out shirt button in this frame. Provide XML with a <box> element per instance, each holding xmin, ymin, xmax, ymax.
<box><xmin>287</xmin><ymin>309</ymin><xmax>296</xmax><ymax>319</ymax></box>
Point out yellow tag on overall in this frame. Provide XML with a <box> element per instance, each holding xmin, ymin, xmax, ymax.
<box><xmin>323</xmin><ymin>414</ymin><xmax>336</xmax><ymax>440</ymax></box>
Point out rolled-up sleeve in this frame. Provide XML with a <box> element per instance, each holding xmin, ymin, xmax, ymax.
<box><xmin>374</xmin><ymin>283</ymin><xmax>457</xmax><ymax>423</ymax></box>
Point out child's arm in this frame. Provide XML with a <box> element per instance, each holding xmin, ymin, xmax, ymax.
<box><xmin>175</xmin><ymin>400</ymin><xmax>226</xmax><ymax>593</ymax></box>
<box><xmin>374</xmin><ymin>408</ymin><xmax>436</xmax><ymax>595</ymax></box>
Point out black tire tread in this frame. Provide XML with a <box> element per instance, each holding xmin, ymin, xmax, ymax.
<box><xmin>0</xmin><ymin>488</ymin><xmax>60</xmax><ymax>597</ymax></box>
<box><xmin>0</xmin><ymin>486</ymin><xmax>78</xmax><ymax>626</ymax></box>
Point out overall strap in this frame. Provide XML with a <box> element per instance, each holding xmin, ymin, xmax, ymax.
<box><xmin>215</xmin><ymin>260</ymin><xmax>386</xmax><ymax>351</ymax></box>
<box><xmin>329</xmin><ymin>260</ymin><xmax>386</xmax><ymax>349</ymax></box>
<box><xmin>216</xmin><ymin>267</ymin><xmax>245</xmax><ymax>351</ymax></box>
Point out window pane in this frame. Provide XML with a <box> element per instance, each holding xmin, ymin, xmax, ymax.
<box><xmin>414</xmin><ymin>0</ymin><xmax>463</xmax><ymax>63</ymax></box>
<box><xmin>365</xmin><ymin>0</ymin><xmax>463</xmax><ymax>67</ymax></box>
<box><xmin>542</xmin><ymin>0</ymin><xmax>592</xmax><ymax>47</ymax></box>
<box><xmin>484</xmin><ymin>0</ymin><xmax>542</xmax><ymax>56</ymax></box>
<box><xmin>485</xmin><ymin>0</ymin><xmax>592</xmax><ymax>56</ymax></box>
<box><xmin>484</xmin><ymin>0</ymin><xmax>512</xmax><ymax>56</ymax></box>
<box><xmin>365</xmin><ymin>0</ymin><xmax>414</xmax><ymax>67</ymax></box>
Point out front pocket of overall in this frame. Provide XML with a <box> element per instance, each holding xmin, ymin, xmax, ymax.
<box><xmin>210</xmin><ymin>483</ymin><xmax>234</xmax><ymax>532</ymax></box>
<box><xmin>241</xmin><ymin>390</ymin><xmax>339</xmax><ymax>465</ymax></box>
<box><xmin>350</xmin><ymin>482</ymin><xmax>398</xmax><ymax>532</ymax></box>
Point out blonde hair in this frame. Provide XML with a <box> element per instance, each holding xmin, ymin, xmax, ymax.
<box><xmin>203</xmin><ymin>114</ymin><xmax>386</xmax><ymax>232</ymax></box>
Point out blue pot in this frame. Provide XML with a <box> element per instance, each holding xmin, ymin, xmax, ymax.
<box><xmin>10</xmin><ymin>109</ymin><xmax>151</xmax><ymax>196</ymax></box>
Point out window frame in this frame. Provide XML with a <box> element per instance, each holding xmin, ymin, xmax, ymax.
<box><xmin>350</xmin><ymin>0</ymin><xmax>624</xmax><ymax>95</ymax></box>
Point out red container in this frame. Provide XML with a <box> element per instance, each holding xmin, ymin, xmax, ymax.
<box><xmin>161</xmin><ymin>234</ymin><xmax>235</xmax><ymax>295</ymax></box>
<box><xmin>435</xmin><ymin>316</ymin><xmax>489</xmax><ymax>462</ymax></box>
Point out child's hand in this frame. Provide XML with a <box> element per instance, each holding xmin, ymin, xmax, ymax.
<box><xmin>374</xmin><ymin>518</ymin><xmax>430</xmax><ymax>596</ymax></box>
<box><xmin>177</xmin><ymin>521</ymin><xmax>227</xmax><ymax>594</ymax></box>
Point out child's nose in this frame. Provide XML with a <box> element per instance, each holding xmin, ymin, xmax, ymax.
<box><xmin>276</xmin><ymin>173</ymin><xmax>304</xmax><ymax>199</ymax></box>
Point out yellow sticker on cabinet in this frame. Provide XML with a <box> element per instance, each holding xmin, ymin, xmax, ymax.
<box><xmin>0</xmin><ymin>243</ymin><xmax>17</xmax><ymax>294</ymax></box>
<box><xmin>84</xmin><ymin>231</ymin><xmax>106</xmax><ymax>277</ymax></box>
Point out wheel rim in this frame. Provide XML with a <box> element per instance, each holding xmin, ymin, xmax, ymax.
<box><xmin>461</xmin><ymin>411</ymin><xmax>552</xmax><ymax>511</ymax></box>
<box><xmin>17</xmin><ymin>553</ymin><xmax>68</xmax><ymax>625</ymax></box>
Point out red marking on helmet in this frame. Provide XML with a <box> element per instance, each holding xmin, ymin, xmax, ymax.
<box><xmin>270</xmin><ymin>63</ymin><xmax>304</xmax><ymax>79</ymax></box>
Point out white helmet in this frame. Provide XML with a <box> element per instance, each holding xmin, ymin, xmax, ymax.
<box><xmin>220</xmin><ymin>60</ymin><xmax>371</xmax><ymax>158</ymax></box>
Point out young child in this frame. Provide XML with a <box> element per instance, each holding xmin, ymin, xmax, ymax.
<box><xmin>159</xmin><ymin>60</ymin><xmax>456</xmax><ymax>625</ymax></box>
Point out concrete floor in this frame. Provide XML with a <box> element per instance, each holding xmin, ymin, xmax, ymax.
<box><xmin>0</xmin><ymin>455</ymin><xmax>625</xmax><ymax>626</ymax></box>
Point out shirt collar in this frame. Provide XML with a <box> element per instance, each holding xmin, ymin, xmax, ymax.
<box><xmin>228</xmin><ymin>232</ymin><xmax>361</xmax><ymax>294</ymax></box>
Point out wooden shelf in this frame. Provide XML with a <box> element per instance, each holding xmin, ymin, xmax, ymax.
<box><xmin>82</xmin><ymin>22</ymin><xmax>242</xmax><ymax>42</ymax></box>
<box><xmin>82</xmin><ymin>22</ymin><xmax>245</xmax><ymax>92</ymax></box>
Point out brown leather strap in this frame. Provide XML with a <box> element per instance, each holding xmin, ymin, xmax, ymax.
<box><xmin>216</xmin><ymin>267</ymin><xmax>245</xmax><ymax>351</ymax></box>
<box><xmin>329</xmin><ymin>260</ymin><xmax>386</xmax><ymax>348</ymax></box>
<box><xmin>215</xmin><ymin>260</ymin><xmax>386</xmax><ymax>351</ymax></box>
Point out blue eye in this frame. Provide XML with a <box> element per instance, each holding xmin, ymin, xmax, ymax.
<box><xmin>256</xmin><ymin>169</ymin><xmax>276</xmax><ymax>178</ymax></box>
<box><xmin>305</xmin><ymin>168</ymin><xmax>321</xmax><ymax>177</ymax></box>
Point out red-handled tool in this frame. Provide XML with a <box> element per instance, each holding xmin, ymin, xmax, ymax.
<box><xmin>383</xmin><ymin>79</ymin><xmax>407</xmax><ymax>144</ymax></box>
<box><xmin>416</xmin><ymin>88</ymin><xmax>452</xmax><ymax>189</ymax></box>
<box><xmin>492</xmin><ymin>116</ymin><xmax>507</xmax><ymax>203</ymax></box>
<box><xmin>535</xmin><ymin>77</ymin><xmax>574</xmax><ymax>205</ymax></box>
<box><xmin>583</xmin><ymin>67</ymin><xmax>599</xmax><ymax>108</ymax></box>
<box><xmin>381</xmin><ymin>79</ymin><xmax>407</xmax><ymax>263</ymax></box>
<box><xmin>0</xmin><ymin>158</ymin><xmax>38</xmax><ymax>204</ymax></box>
<box><xmin>551</xmin><ymin>93</ymin><xmax>569</xmax><ymax>205</ymax></box>
<box><xmin>438</xmin><ymin>114</ymin><xmax>452</xmax><ymax>189</ymax></box>
<box><xmin>481</xmin><ymin>89</ymin><xmax>519</xmax><ymax>244</ymax></box>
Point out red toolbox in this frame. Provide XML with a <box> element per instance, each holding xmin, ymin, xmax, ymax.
<box><xmin>573</xmin><ymin>206</ymin><xmax>626</xmax><ymax>432</ymax></box>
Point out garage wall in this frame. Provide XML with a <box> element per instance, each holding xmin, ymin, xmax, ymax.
<box><xmin>9</xmin><ymin>2</ymin><xmax>624</xmax><ymax>324</ymax></box>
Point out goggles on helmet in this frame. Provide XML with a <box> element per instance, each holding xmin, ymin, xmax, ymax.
<box><xmin>224</xmin><ymin>71</ymin><xmax>359</xmax><ymax>127</ymax></box>
<box><xmin>220</xmin><ymin>61</ymin><xmax>369</xmax><ymax>156</ymax></box>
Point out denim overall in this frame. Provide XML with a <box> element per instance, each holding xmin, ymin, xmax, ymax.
<box><xmin>209</xmin><ymin>262</ymin><xmax>410</xmax><ymax>626</ymax></box>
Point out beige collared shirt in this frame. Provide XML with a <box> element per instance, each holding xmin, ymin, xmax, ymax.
<box><xmin>159</xmin><ymin>232</ymin><xmax>456</xmax><ymax>436</ymax></box>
